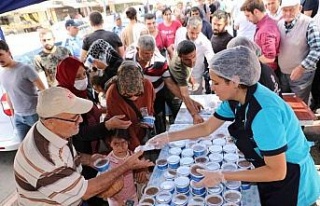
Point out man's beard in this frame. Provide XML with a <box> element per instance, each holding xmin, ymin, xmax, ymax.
<box><xmin>45</xmin><ymin>44</ymin><xmax>54</xmax><ymax>51</ymax></box>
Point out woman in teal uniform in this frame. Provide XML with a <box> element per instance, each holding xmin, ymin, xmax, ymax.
<box><xmin>147</xmin><ymin>46</ymin><xmax>320</xmax><ymax>206</ymax></box>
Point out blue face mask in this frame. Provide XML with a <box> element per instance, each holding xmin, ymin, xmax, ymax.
<box><xmin>74</xmin><ymin>76</ymin><xmax>88</xmax><ymax>91</ymax></box>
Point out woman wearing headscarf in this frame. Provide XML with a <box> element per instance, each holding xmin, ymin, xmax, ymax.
<box><xmin>106</xmin><ymin>60</ymin><xmax>155</xmax><ymax>151</ymax></box>
<box><xmin>56</xmin><ymin>57</ymin><xmax>131</xmax><ymax>174</ymax></box>
<box><xmin>147</xmin><ymin>47</ymin><xmax>320</xmax><ymax>206</ymax></box>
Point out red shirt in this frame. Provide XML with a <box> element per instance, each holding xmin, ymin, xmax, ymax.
<box><xmin>158</xmin><ymin>20</ymin><xmax>182</xmax><ymax>46</ymax></box>
<box><xmin>254</xmin><ymin>15</ymin><xmax>281</xmax><ymax>70</ymax></box>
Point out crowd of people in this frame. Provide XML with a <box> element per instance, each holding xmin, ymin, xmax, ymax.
<box><xmin>0</xmin><ymin>0</ymin><xmax>320</xmax><ymax>205</ymax></box>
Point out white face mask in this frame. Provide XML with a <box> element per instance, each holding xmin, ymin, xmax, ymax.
<box><xmin>74</xmin><ymin>77</ymin><xmax>88</xmax><ymax>91</ymax></box>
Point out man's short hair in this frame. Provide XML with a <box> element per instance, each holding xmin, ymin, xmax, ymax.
<box><xmin>187</xmin><ymin>16</ymin><xmax>203</xmax><ymax>29</ymax></box>
<box><xmin>137</xmin><ymin>35</ymin><xmax>156</xmax><ymax>51</ymax></box>
<box><xmin>0</xmin><ymin>40</ymin><xmax>10</xmax><ymax>52</ymax></box>
<box><xmin>38</xmin><ymin>28</ymin><xmax>54</xmax><ymax>38</ymax></box>
<box><xmin>212</xmin><ymin>10</ymin><xmax>229</xmax><ymax>23</ymax></box>
<box><xmin>240</xmin><ymin>0</ymin><xmax>266</xmax><ymax>13</ymax></box>
<box><xmin>177</xmin><ymin>40</ymin><xmax>196</xmax><ymax>56</ymax></box>
<box><xmin>89</xmin><ymin>11</ymin><xmax>104</xmax><ymax>26</ymax></box>
<box><xmin>144</xmin><ymin>13</ymin><xmax>155</xmax><ymax>21</ymax></box>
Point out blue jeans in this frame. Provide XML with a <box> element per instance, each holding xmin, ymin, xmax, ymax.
<box><xmin>14</xmin><ymin>113</ymin><xmax>38</xmax><ymax>140</ymax></box>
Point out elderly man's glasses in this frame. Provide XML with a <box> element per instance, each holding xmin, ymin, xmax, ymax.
<box><xmin>43</xmin><ymin>114</ymin><xmax>81</xmax><ymax>123</ymax></box>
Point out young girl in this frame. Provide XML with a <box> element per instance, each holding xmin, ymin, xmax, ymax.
<box><xmin>106</xmin><ymin>129</ymin><xmax>139</xmax><ymax>206</ymax></box>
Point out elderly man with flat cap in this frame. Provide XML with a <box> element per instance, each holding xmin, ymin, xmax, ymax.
<box><xmin>147</xmin><ymin>46</ymin><xmax>320</xmax><ymax>206</ymax></box>
<box><xmin>13</xmin><ymin>87</ymin><xmax>153</xmax><ymax>206</ymax></box>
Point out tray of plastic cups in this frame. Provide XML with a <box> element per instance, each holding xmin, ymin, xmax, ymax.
<box><xmin>223</xmin><ymin>189</ymin><xmax>242</xmax><ymax>205</ymax></box>
<box><xmin>188</xmin><ymin>196</ymin><xmax>205</xmax><ymax>206</ymax></box>
<box><xmin>192</xmin><ymin>143</ymin><xmax>208</xmax><ymax>157</ymax></box>
<box><xmin>164</xmin><ymin>169</ymin><xmax>177</xmax><ymax>181</ymax></box>
<box><xmin>195</xmin><ymin>156</ymin><xmax>209</xmax><ymax>164</ymax></box>
<box><xmin>207</xmin><ymin>183</ymin><xmax>224</xmax><ymax>196</ymax></box>
<box><xmin>177</xmin><ymin>166</ymin><xmax>191</xmax><ymax>177</ymax></box>
<box><xmin>180</xmin><ymin>157</ymin><xmax>194</xmax><ymax>167</ymax></box>
<box><xmin>169</xmin><ymin>140</ymin><xmax>187</xmax><ymax>149</ymax></box>
<box><xmin>209</xmin><ymin>145</ymin><xmax>223</xmax><ymax>154</ymax></box>
<box><xmin>171</xmin><ymin>193</ymin><xmax>188</xmax><ymax>206</ymax></box>
<box><xmin>206</xmin><ymin>162</ymin><xmax>221</xmax><ymax>171</ymax></box>
<box><xmin>167</xmin><ymin>155</ymin><xmax>180</xmax><ymax>170</ymax></box>
<box><xmin>190</xmin><ymin>164</ymin><xmax>206</xmax><ymax>182</ymax></box>
<box><xmin>169</xmin><ymin>147</ymin><xmax>182</xmax><ymax>156</ymax></box>
<box><xmin>224</xmin><ymin>181</ymin><xmax>242</xmax><ymax>191</ymax></box>
<box><xmin>139</xmin><ymin>196</ymin><xmax>155</xmax><ymax>205</ymax></box>
<box><xmin>212</xmin><ymin>138</ymin><xmax>227</xmax><ymax>146</ymax></box>
<box><xmin>190</xmin><ymin>180</ymin><xmax>206</xmax><ymax>197</ymax></box>
<box><xmin>223</xmin><ymin>144</ymin><xmax>237</xmax><ymax>154</ymax></box>
<box><xmin>144</xmin><ymin>185</ymin><xmax>160</xmax><ymax>197</ymax></box>
<box><xmin>160</xmin><ymin>180</ymin><xmax>175</xmax><ymax>194</ymax></box>
<box><xmin>221</xmin><ymin>162</ymin><xmax>238</xmax><ymax>172</ymax></box>
<box><xmin>205</xmin><ymin>194</ymin><xmax>224</xmax><ymax>206</ymax></box>
<box><xmin>208</xmin><ymin>153</ymin><xmax>224</xmax><ymax>166</ymax></box>
<box><xmin>174</xmin><ymin>176</ymin><xmax>190</xmax><ymax>194</ymax></box>
<box><xmin>223</xmin><ymin>153</ymin><xmax>239</xmax><ymax>164</ymax></box>
<box><xmin>181</xmin><ymin>148</ymin><xmax>194</xmax><ymax>158</ymax></box>
<box><xmin>155</xmin><ymin>190</ymin><xmax>172</xmax><ymax>204</ymax></box>
<box><xmin>156</xmin><ymin>158</ymin><xmax>168</xmax><ymax>170</ymax></box>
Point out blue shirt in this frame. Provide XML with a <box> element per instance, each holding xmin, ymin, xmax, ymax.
<box><xmin>62</xmin><ymin>35</ymin><xmax>82</xmax><ymax>59</ymax></box>
<box><xmin>215</xmin><ymin>83</ymin><xmax>320</xmax><ymax>206</ymax></box>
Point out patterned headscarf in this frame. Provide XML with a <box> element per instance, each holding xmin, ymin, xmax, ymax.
<box><xmin>116</xmin><ymin>61</ymin><xmax>144</xmax><ymax>97</ymax></box>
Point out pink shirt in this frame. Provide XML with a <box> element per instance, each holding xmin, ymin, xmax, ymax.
<box><xmin>254</xmin><ymin>15</ymin><xmax>281</xmax><ymax>70</ymax></box>
<box><xmin>107</xmin><ymin>151</ymin><xmax>138</xmax><ymax>206</ymax></box>
<box><xmin>158</xmin><ymin>20</ymin><xmax>182</xmax><ymax>46</ymax></box>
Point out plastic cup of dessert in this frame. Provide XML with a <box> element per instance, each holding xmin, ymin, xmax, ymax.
<box><xmin>223</xmin><ymin>189</ymin><xmax>242</xmax><ymax>204</ymax></box>
<box><xmin>181</xmin><ymin>148</ymin><xmax>194</xmax><ymax>158</ymax></box>
<box><xmin>223</xmin><ymin>153</ymin><xmax>239</xmax><ymax>164</ymax></box>
<box><xmin>223</xmin><ymin>144</ymin><xmax>237</xmax><ymax>154</ymax></box>
<box><xmin>190</xmin><ymin>164</ymin><xmax>206</xmax><ymax>182</ymax></box>
<box><xmin>237</xmin><ymin>159</ymin><xmax>253</xmax><ymax>170</ymax></box>
<box><xmin>94</xmin><ymin>158</ymin><xmax>110</xmax><ymax>173</ymax></box>
<box><xmin>139</xmin><ymin>196</ymin><xmax>155</xmax><ymax>205</ymax></box>
<box><xmin>190</xmin><ymin>180</ymin><xmax>206</xmax><ymax>196</ymax></box>
<box><xmin>207</xmin><ymin>183</ymin><xmax>224</xmax><ymax>195</ymax></box>
<box><xmin>205</xmin><ymin>194</ymin><xmax>224</xmax><ymax>206</ymax></box>
<box><xmin>212</xmin><ymin>138</ymin><xmax>227</xmax><ymax>146</ymax></box>
<box><xmin>195</xmin><ymin>156</ymin><xmax>209</xmax><ymax>164</ymax></box>
<box><xmin>169</xmin><ymin>140</ymin><xmax>186</xmax><ymax>148</ymax></box>
<box><xmin>155</xmin><ymin>190</ymin><xmax>172</xmax><ymax>204</ymax></box>
<box><xmin>172</xmin><ymin>193</ymin><xmax>188</xmax><ymax>206</ymax></box>
<box><xmin>209</xmin><ymin>145</ymin><xmax>223</xmax><ymax>154</ymax></box>
<box><xmin>206</xmin><ymin>162</ymin><xmax>221</xmax><ymax>171</ymax></box>
<box><xmin>174</xmin><ymin>176</ymin><xmax>190</xmax><ymax>193</ymax></box>
<box><xmin>167</xmin><ymin>155</ymin><xmax>180</xmax><ymax>169</ymax></box>
<box><xmin>164</xmin><ymin>169</ymin><xmax>177</xmax><ymax>181</ymax></box>
<box><xmin>208</xmin><ymin>153</ymin><xmax>224</xmax><ymax>165</ymax></box>
<box><xmin>160</xmin><ymin>180</ymin><xmax>175</xmax><ymax>194</ymax></box>
<box><xmin>199</xmin><ymin>139</ymin><xmax>212</xmax><ymax>147</ymax></box>
<box><xmin>188</xmin><ymin>196</ymin><xmax>205</xmax><ymax>206</ymax></box>
<box><xmin>180</xmin><ymin>157</ymin><xmax>194</xmax><ymax>167</ymax></box>
<box><xmin>192</xmin><ymin>143</ymin><xmax>208</xmax><ymax>157</ymax></box>
<box><xmin>144</xmin><ymin>185</ymin><xmax>160</xmax><ymax>197</ymax></box>
<box><xmin>177</xmin><ymin>166</ymin><xmax>191</xmax><ymax>177</ymax></box>
<box><xmin>224</xmin><ymin>181</ymin><xmax>242</xmax><ymax>191</ymax></box>
<box><xmin>169</xmin><ymin>147</ymin><xmax>182</xmax><ymax>156</ymax></box>
<box><xmin>221</xmin><ymin>162</ymin><xmax>238</xmax><ymax>172</ymax></box>
<box><xmin>156</xmin><ymin>158</ymin><xmax>168</xmax><ymax>170</ymax></box>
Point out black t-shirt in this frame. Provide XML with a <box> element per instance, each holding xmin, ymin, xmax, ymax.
<box><xmin>82</xmin><ymin>29</ymin><xmax>123</xmax><ymax>51</ymax></box>
<box><xmin>210</xmin><ymin>31</ymin><xmax>233</xmax><ymax>53</ymax></box>
<box><xmin>301</xmin><ymin>0</ymin><xmax>319</xmax><ymax>17</ymax></box>
<box><xmin>259</xmin><ymin>62</ymin><xmax>282</xmax><ymax>97</ymax></box>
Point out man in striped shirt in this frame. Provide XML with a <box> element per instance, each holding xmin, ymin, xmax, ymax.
<box><xmin>13</xmin><ymin>87</ymin><xmax>153</xmax><ymax>205</ymax></box>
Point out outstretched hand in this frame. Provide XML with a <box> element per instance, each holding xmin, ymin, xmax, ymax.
<box><xmin>193</xmin><ymin>169</ymin><xmax>225</xmax><ymax>188</ymax></box>
<box><xmin>145</xmin><ymin>132</ymin><xmax>170</xmax><ymax>149</ymax></box>
<box><xmin>125</xmin><ymin>150</ymin><xmax>154</xmax><ymax>170</ymax></box>
<box><xmin>105</xmin><ymin>115</ymin><xmax>132</xmax><ymax>130</ymax></box>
